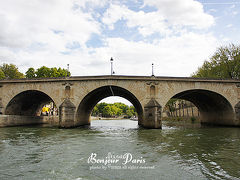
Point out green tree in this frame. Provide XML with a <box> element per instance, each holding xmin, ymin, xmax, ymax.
<box><xmin>111</xmin><ymin>105</ymin><xmax>122</xmax><ymax>116</ymax></box>
<box><xmin>192</xmin><ymin>44</ymin><xmax>240</xmax><ymax>79</ymax></box>
<box><xmin>130</xmin><ymin>106</ymin><xmax>136</xmax><ymax>116</ymax></box>
<box><xmin>92</xmin><ymin>106</ymin><xmax>99</xmax><ymax>116</ymax></box>
<box><xmin>0</xmin><ymin>63</ymin><xmax>25</xmax><ymax>79</ymax></box>
<box><xmin>92</xmin><ymin>102</ymin><xmax>136</xmax><ymax>118</ymax></box>
<box><xmin>25</xmin><ymin>66</ymin><xmax>71</xmax><ymax>78</ymax></box>
<box><xmin>25</xmin><ymin>67</ymin><xmax>36</xmax><ymax>78</ymax></box>
<box><xmin>126</xmin><ymin>109</ymin><xmax>133</xmax><ymax>117</ymax></box>
<box><xmin>125</xmin><ymin>106</ymin><xmax>137</xmax><ymax>118</ymax></box>
<box><xmin>96</xmin><ymin>103</ymin><xmax>108</xmax><ymax>114</ymax></box>
<box><xmin>35</xmin><ymin>66</ymin><xmax>51</xmax><ymax>78</ymax></box>
<box><xmin>0</xmin><ymin>69</ymin><xmax>5</xmax><ymax>79</ymax></box>
<box><xmin>102</xmin><ymin>105</ymin><xmax>113</xmax><ymax>117</ymax></box>
<box><xmin>50</xmin><ymin>67</ymin><xmax>60</xmax><ymax>77</ymax></box>
<box><xmin>114</xmin><ymin>102</ymin><xmax>129</xmax><ymax>114</ymax></box>
<box><xmin>57</xmin><ymin>67</ymin><xmax>70</xmax><ymax>77</ymax></box>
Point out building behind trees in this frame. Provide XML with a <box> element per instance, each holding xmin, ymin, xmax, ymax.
<box><xmin>163</xmin><ymin>100</ymin><xmax>199</xmax><ymax>118</ymax></box>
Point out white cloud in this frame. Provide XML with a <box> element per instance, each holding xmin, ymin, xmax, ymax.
<box><xmin>102</xmin><ymin>0</ymin><xmax>214</xmax><ymax>37</ymax></box>
<box><xmin>73</xmin><ymin>0</ymin><xmax>108</xmax><ymax>9</ymax></box>
<box><xmin>102</xmin><ymin>4</ymin><xmax>171</xmax><ymax>36</ymax></box>
<box><xmin>209</xmin><ymin>9</ymin><xmax>217</xmax><ymax>13</ymax></box>
<box><xmin>1</xmin><ymin>30</ymin><xmax>217</xmax><ymax>77</ymax></box>
<box><xmin>143</xmin><ymin>0</ymin><xmax>214</xmax><ymax>29</ymax></box>
<box><xmin>232</xmin><ymin>11</ymin><xmax>238</xmax><ymax>16</ymax></box>
<box><xmin>81</xmin><ymin>32</ymin><xmax>217</xmax><ymax>76</ymax></box>
<box><xmin>0</xmin><ymin>0</ymin><xmax>104</xmax><ymax>75</ymax></box>
<box><xmin>102</xmin><ymin>4</ymin><xmax>125</xmax><ymax>30</ymax></box>
<box><xmin>0</xmin><ymin>0</ymin><xmax>100</xmax><ymax>49</ymax></box>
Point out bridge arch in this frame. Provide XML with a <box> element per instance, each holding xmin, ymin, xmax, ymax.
<box><xmin>164</xmin><ymin>89</ymin><xmax>235</xmax><ymax>126</ymax></box>
<box><xmin>75</xmin><ymin>85</ymin><xmax>144</xmax><ymax>126</ymax></box>
<box><xmin>5</xmin><ymin>90</ymin><xmax>56</xmax><ymax>116</ymax></box>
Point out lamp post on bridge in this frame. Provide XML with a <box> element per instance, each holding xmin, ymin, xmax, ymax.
<box><xmin>110</xmin><ymin>57</ymin><xmax>115</xmax><ymax>75</ymax></box>
<box><xmin>67</xmin><ymin>64</ymin><xmax>70</xmax><ymax>77</ymax></box>
<box><xmin>152</xmin><ymin>63</ymin><xmax>154</xmax><ymax>76</ymax></box>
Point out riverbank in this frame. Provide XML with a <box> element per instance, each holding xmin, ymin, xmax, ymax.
<box><xmin>162</xmin><ymin>116</ymin><xmax>201</xmax><ymax>128</ymax></box>
<box><xmin>162</xmin><ymin>116</ymin><xmax>200</xmax><ymax>123</ymax></box>
<box><xmin>91</xmin><ymin>116</ymin><xmax>200</xmax><ymax>122</ymax></box>
<box><xmin>91</xmin><ymin>116</ymin><xmax>127</xmax><ymax>120</ymax></box>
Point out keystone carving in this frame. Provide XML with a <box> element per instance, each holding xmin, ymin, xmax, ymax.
<box><xmin>146</xmin><ymin>81</ymin><xmax>159</xmax><ymax>85</ymax></box>
<box><xmin>62</xmin><ymin>82</ymin><xmax>73</xmax><ymax>87</ymax></box>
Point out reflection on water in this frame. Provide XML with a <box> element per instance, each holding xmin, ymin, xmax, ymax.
<box><xmin>0</xmin><ymin>120</ymin><xmax>240</xmax><ymax>180</ymax></box>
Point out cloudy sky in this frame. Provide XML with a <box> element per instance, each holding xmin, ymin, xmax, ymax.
<box><xmin>0</xmin><ymin>0</ymin><xmax>240</xmax><ymax>77</ymax></box>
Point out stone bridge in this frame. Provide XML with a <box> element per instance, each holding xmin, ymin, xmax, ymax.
<box><xmin>1</xmin><ymin>75</ymin><xmax>240</xmax><ymax>128</ymax></box>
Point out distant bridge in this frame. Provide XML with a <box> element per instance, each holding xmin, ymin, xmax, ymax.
<box><xmin>0</xmin><ymin>75</ymin><xmax>240</xmax><ymax>128</ymax></box>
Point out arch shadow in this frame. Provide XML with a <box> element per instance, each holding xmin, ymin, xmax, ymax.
<box><xmin>76</xmin><ymin>85</ymin><xmax>144</xmax><ymax>126</ymax></box>
<box><xmin>166</xmin><ymin>89</ymin><xmax>235</xmax><ymax>126</ymax></box>
<box><xmin>5</xmin><ymin>90</ymin><xmax>55</xmax><ymax>116</ymax></box>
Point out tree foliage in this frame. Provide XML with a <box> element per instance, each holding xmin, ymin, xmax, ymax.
<box><xmin>25</xmin><ymin>66</ymin><xmax>70</xmax><ymax>78</ymax></box>
<box><xmin>25</xmin><ymin>67</ymin><xmax>36</xmax><ymax>78</ymax></box>
<box><xmin>0</xmin><ymin>69</ymin><xmax>5</xmax><ymax>79</ymax></box>
<box><xmin>192</xmin><ymin>44</ymin><xmax>240</xmax><ymax>79</ymax></box>
<box><xmin>92</xmin><ymin>102</ymin><xmax>136</xmax><ymax>118</ymax></box>
<box><xmin>0</xmin><ymin>63</ymin><xmax>25</xmax><ymax>79</ymax></box>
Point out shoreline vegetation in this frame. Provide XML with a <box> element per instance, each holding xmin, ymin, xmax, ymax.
<box><xmin>91</xmin><ymin>116</ymin><xmax>200</xmax><ymax>122</ymax></box>
<box><xmin>91</xmin><ymin>102</ymin><xmax>137</xmax><ymax>119</ymax></box>
<box><xmin>91</xmin><ymin>116</ymin><xmax>130</xmax><ymax>120</ymax></box>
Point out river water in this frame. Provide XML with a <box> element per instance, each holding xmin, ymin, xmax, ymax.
<box><xmin>0</xmin><ymin>119</ymin><xmax>240</xmax><ymax>180</ymax></box>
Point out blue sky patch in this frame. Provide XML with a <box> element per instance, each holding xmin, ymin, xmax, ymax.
<box><xmin>66</xmin><ymin>41</ymin><xmax>81</xmax><ymax>50</ymax></box>
<box><xmin>86</xmin><ymin>33</ymin><xmax>105</xmax><ymax>48</ymax></box>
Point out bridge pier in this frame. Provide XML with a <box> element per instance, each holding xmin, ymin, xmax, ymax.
<box><xmin>234</xmin><ymin>101</ymin><xmax>240</xmax><ymax>125</ymax></box>
<box><xmin>235</xmin><ymin>102</ymin><xmax>240</xmax><ymax>119</ymax></box>
<box><xmin>59</xmin><ymin>99</ymin><xmax>76</xmax><ymax>128</ymax></box>
<box><xmin>0</xmin><ymin>98</ymin><xmax>3</xmax><ymax>114</ymax></box>
<box><xmin>142</xmin><ymin>99</ymin><xmax>162</xmax><ymax>129</ymax></box>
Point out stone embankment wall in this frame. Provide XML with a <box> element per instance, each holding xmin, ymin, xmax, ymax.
<box><xmin>0</xmin><ymin>115</ymin><xmax>59</xmax><ymax>127</ymax></box>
